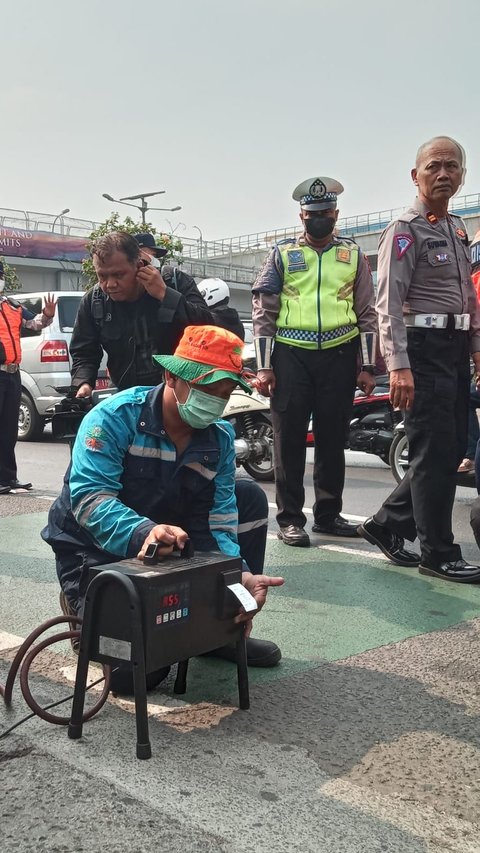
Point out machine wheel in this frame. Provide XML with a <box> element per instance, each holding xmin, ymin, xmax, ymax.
<box><xmin>241</xmin><ymin>414</ymin><xmax>275</xmax><ymax>482</ymax></box>
<box><xmin>389</xmin><ymin>432</ymin><xmax>409</xmax><ymax>483</ymax></box>
<box><xmin>18</xmin><ymin>391</ymin><xmax>45</xmax><ymax>441</ymax></box>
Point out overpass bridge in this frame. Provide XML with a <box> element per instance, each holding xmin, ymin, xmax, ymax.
<box><xmin>2</xmin><ymin>194</ymin><xmax>480</xmax><ymax>318</ymax></box>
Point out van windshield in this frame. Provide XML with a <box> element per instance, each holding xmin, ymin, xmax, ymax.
<box><xmin>58</xmin><ymin>296</ymin><xmax>82</xmax><ymax>332</ymax></box>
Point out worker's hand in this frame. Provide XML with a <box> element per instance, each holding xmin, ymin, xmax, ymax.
<box><xmin>389</xmin><ymin>368</ymin><xmax>415</xmax><ymax>410</ymax></box>
<box><xmin>136</xmin><ymin>263</ymin><xmax>167</xmax><ymax>301</ymax></box>
<box><xmin>42</xmin><ymin>293</ymin><xmax>57</xmax><ymax>318</ymax></box>
<box><xmin>357</xmin><ymin>371</ymin><xmax>376</xmax><ymax>396</ymax></box>
<box><xmin>236</xmin><ymin>572</ymin><xmax>285</xmax><ymax>636</ymax></box>
<box><xmin>75</xmin><ymin>383</ymin><xmax>93</xmax><ymax>398</ymax></box>
<box><xmin>137</xmin><ymin>524</ymin><xmax>190</xmax><ymax>560</ymax></box>
<box><xmin>256</xmin><ymin>368</ymin><xmax>276</xmax><ymax>397</ymax></box>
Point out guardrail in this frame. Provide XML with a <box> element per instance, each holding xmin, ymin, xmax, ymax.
<box><xmin>2</xmin><ymin>192</ymin><xmax>479</xmax><ymax>261</ymax></box>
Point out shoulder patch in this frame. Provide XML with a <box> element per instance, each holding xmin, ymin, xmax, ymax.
<box><xmin>394</xmin><ymin>234</ymin><xmax>414</xmax><ymax>259</ymax></box>
<box><xmin>85</xmin><ymin>424</ymin><xmax>108</xmax><ymax>452</ymax></box>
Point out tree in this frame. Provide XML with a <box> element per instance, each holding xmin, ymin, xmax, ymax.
<box><xmin>0</xmin><ymin>257</ymin><xmax>22</xmax><ymax>292</ymax></box>
<box><xmin>82</xmin><ymin>213</ymin><xmax>184</xmax><ymax>289</ymax></box>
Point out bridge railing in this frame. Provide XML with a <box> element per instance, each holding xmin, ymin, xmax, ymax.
<box><xmin>1</xmin><ymin>192</ymin><xmax>479</xmax><ymax>260</ymax></box>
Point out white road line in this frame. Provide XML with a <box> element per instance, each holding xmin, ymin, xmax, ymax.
<box><xmin>321</xmin><ymin>544</ymin><xmax>385</xmax><ymax>559</ymax></box>
<box><xmin>0</xmin><ymin>630</ymin><xmax>24</xmax><ymax>651</ymax></box>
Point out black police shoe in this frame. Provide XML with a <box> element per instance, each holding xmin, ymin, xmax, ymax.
<box><xmin>0</xmin><ymin>479</ymin><xmax>33</xmax><ymax>491</ymax></box>
<box><xmin>277</xmin><ymin>525</ymin><xmax>310</xmax><ymax>547</ymax></box>
<box><xmin>312</xmin><ymin>515</ymin><xmax>360</xmax><ymax>538</ymax></box>
<box><xmin>358</xmin><ymin>517</ymin><xmax>420</xmax><ymax>567</ymax></box>
<box><xmin>203</xmin><ymin>637</ymin><xmax>281</xmax><ymax>668</ymax></box>
<box><xmin>419</xmin><ymin>559</ymin><xmax>480</xmax><ymax>584</ymax></box>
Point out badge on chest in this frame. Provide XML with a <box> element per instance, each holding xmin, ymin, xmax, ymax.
<box><xmin>286</xmin><ymin>249</ymin><xmax>308</xmax><ymax>272</ymax></box>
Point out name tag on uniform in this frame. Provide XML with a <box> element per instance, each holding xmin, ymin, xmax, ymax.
<box><xmin>286</xmin><ymin>249</ymin><xmax>308</xmax><ymax>272</ymax></box>
<box><xmin>336</xmin><ymin>247</ymin><xmax>351</xmax><ymax>264</ymax></box>
<box><xmin>426</xmin><ymin>240</ymin><xmax>447</xmax><ymax>250</ymax></box>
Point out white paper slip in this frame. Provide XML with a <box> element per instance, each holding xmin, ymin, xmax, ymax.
<box><xmin>227</xmin><ymin>583</ymin><xmax>258</xmax><ymax>613</ymax></box>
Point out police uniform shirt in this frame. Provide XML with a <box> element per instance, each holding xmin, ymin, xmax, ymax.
<box><xmin>376</xmin><ymin>198</ymin><xmax>480</xmax><ymax>371</ymax></box>
<box><xmin>252</xmin><ymin>235</ymin><xmax>377</xmax><ymax>338</ymax></box>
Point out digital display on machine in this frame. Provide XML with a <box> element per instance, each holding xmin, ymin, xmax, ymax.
<box><xmin>155</xmin><ymin>581</ymin><xmax>190</xmax><ymax>626</ymax></box>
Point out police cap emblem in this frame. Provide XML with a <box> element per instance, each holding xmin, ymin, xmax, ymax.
<box><xmin>309</xmin><ymin>179</ymin><xmax>327</xmax><ymax>199</ymax></box>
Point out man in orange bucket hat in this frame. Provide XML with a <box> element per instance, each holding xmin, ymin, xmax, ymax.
<box><xmin>43</xmin><ymin>325</ymin><xmax>283</xmax><ymax>693</ymax></box>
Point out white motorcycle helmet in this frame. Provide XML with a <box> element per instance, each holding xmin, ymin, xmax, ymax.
<box><xmin>197</xmin><ymin>278</ymin><xmax>230</xmax><ymax>308</ymax></box>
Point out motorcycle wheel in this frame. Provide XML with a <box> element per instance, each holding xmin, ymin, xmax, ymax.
<box><xmin>389</xmin><ymin>432</ymin><xmax>409</xmax><ymax>483</ymax></box>
<box><xmin>241</xmin><ymin>413</ymin><xmax>275</xmax><ymax>483</ymax></box>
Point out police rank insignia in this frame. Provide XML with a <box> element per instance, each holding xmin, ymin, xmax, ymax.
<box><xmin>394</xmin><ymin>233</ymin><xmax>414</xmax><ymax>259</ymax></box>
<box><xmin>286</xmin><ymin>249</ymin><xmax>308</xmax><ymax>272</ymax></box>
<box><xmin>336</xmin><ymin>247</ymin><xmax>351</xmax><ymax>264</ymax></box>
<box><xmin>435</xmin><ymin>253</ymin><xmax>449</xmax><ymax>263</ymax></box>
<box><xmin>456</xmin><ymin>227</ymin><xmax>466</xmax><ymax>239</ymax></box>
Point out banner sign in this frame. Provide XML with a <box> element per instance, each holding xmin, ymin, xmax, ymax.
<box><xmin>0</xmin><ymin>227</ymin><xmax>88</xmax><ymax>263</ymax></box>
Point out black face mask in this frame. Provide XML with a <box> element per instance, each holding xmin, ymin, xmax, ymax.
<box><xmin>304</xmin><ymin>216</ymin><xmax>336</xmax><ymax>239</ymax></box>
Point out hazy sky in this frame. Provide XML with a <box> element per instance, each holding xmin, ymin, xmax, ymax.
<box><xmin>3</xmin><ymin>0</ymin><xmax>479</xmax><ymax>241</ymax></box>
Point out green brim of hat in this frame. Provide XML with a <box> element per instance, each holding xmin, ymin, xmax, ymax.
<box><xmin>153</xmin><ymin>354</ymin><xmax>252</xmax><ymax>394</ymax></box>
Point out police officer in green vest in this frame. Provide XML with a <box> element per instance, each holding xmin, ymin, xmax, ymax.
<box><xmin>252</xmin><ymin>176</ymin><xmax>377</xmax><ymax>546</ymax></box>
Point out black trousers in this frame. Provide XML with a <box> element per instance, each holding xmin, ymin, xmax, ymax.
<box><xmin>54</xmin><ymin>479</ymin><xmax>269</xmax><ymax>614</ymax></box>
<box><xmin>375</xmin><ymin>328</ymin><xmax>470</xmax><ymax>566</ymax></box>
<box><xmin>271</xmin><ymin>339</ymin><xmax>358</xmax><ymax>529</ymax></box>
<box><xmin>0</xmin><ymin>370</ymin><xmax>21</xmax><ymax>484</ymax></box>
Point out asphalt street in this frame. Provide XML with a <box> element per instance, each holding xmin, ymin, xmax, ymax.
<box><xmin>1</xmin><ymin>436</ymin><xmax>480</xmax><ymax>852</ymax></box>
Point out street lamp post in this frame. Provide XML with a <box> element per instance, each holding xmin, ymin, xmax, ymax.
<box><xmin>102</xmin><ymin>191</ymin><xmax>181</xmax><ymax>224</ymax></box>
<box><xmin>192</xmin><ymin>225</ymin><xmax>203</xmax><ymax>259</ymax></box>
<box><xmin>52</xmin><ymin>208</ymin><xmax>70</xmax><ymax>233</ymax></box>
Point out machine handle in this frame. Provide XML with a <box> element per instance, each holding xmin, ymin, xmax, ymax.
<box><xmin>143</xmin><ymin>538</ymin><xmax>194</xmax><ymax>565</ymax></box>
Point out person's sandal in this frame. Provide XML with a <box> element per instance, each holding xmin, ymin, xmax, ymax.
<box><xmin>59</xmin><ymin>590</ymin><xmax>80</xmax><ymax>654</ymax></box>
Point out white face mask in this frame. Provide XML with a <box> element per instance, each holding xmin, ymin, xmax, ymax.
<box><xmin>149</xmin><ymin>254</ymin><xmax>161</xmax><ymax>268</ymax></box>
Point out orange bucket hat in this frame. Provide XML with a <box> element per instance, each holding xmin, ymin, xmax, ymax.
<box><xmin>153</xmin><ymin>325</ymin><xmax>252</xmax><ymax>393</ymax></box>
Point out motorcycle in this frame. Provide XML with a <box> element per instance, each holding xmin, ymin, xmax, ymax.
<box><xmin>389</xmin><ymin>421</ymin><xmax>477</xmax><ymax>487</ymax></box>
<box><xmin>224</xmin><ymin>388</ymin><xmax>274</xmax><ymax>482</ymax></box>
<box><xmin>306</xmin><ymin>377</ymin><xmax>399</xmax><ymax>466</ymax></box>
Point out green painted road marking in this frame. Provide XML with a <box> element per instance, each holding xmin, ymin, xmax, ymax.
<box><xmin>2</xmin><ymin>515</ymin><xmax>480</xmax><ymax>705</ymax></box>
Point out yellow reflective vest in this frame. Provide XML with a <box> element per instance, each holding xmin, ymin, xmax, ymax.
<box><xmin>276</xmin><ymin>240</ymin><xmax>359</xmax><ymax>350</ymax></box>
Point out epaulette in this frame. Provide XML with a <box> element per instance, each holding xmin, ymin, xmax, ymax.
<box><xmin>397</xmin><ymin>209</ymin><xmax>420</xmax><ymax>224</ymax></box>
<box><xmin>336</xmin><ymin>235</ymin><xmax>358</xmax><ymax>246</ymax></box>
<box><xmin>275</xmin><ymin>237</ymin><xmax>298</xmax><ymax>247</ymax></box>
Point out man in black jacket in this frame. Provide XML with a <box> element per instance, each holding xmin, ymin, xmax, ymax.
<box><xmin>71</xmin><ymin>231</ymin><xmax>214</xmax><ymax>396</ymax></box>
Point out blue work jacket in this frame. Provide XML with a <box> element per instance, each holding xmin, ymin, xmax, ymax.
<box><xmin>43</xmin><ymin>385</ymin><xmax>241</xmax><ymax>560</ymax></box>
